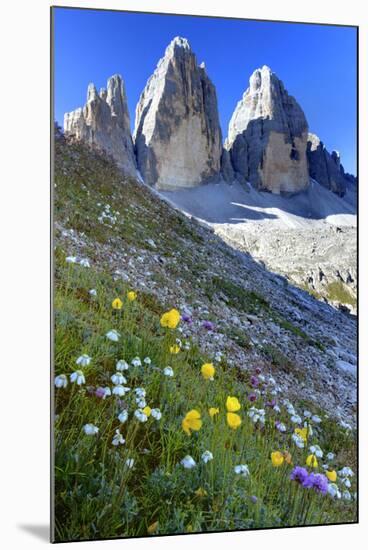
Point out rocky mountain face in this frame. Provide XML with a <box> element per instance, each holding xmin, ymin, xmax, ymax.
<box><xmin>225</xmin><ymin>65</ymin><xmax>310</xmax><ymax>194</ymax></box>
<box><xmin>133</xmin><ymin>37</ymin><xmax>222</xmax><ymax>190</ymax></box>
<box><xmin>307</xmin><ymin>133</ymin><xmax>356</xmax><ymax>196</ymax></box>
<box><xmin>64</xmin><ymin>74</ymin><xmax>137</xmax><ymax>177</ymax></box>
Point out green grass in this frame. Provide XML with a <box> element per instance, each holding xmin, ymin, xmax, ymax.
<box><xmin>204</xmin><ymin>276</ymin><xmax>270</xmax><ymax>314</ymax></box>
<box><xmin>53</xmin><ymin>257</ymin><xmax>357</xmax><ymax>541</ymax></box>
<box><xmin>53</xmin><ymin>133</ymin><xmax>357</xmax><ymax>541</ymax></box>
<box><xmin>327</xmin><ymin>282</ymin><xmax>357</xmax><ymax>308</ymax></box>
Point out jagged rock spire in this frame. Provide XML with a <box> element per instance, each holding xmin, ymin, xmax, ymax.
<box><xmin>133</xmin><ymin>36</ymin><xmax>222</xmax><ymax>189</ymax></box>
<box><xmin>226</xmin><ymin>65</ymin><xmax>309</xmax><ymax>194</ymax></box>
<box><xmin>64</xmin><ymin>74</ymin><xmax>136</xmax><ymax>177</ymax></box>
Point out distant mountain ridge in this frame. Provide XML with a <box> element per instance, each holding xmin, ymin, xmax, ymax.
<box><xmin>64</xmin><ymin>36</ymin><xmax>356</xmax><ymax>196</ymax></box>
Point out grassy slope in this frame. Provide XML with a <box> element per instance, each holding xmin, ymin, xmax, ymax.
<box><xmin>53</xmin><ymin>134</ymin><xmax>356</xmax><ymax>542</ymax></box>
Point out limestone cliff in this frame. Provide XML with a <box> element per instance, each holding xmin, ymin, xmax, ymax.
<box><xmin>133</xmin><ymin>37</ymin><xmax>222</xmax><ymax>190</ymax></box>
<box><xmin>226</xmin><ymin>66</ymin><xmax>309</xmax><ymax>194</ymax></box>
<box><xmin>64</xmin><ymin>74</ymin><xmax>136</xmax><ymax>177</ymax></box>
<box><xmin>307</xmin><ymin>133</ymin><xmax>356</xmax><ymax>196</ymax></box>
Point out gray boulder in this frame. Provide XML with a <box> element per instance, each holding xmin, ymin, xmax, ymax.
<box><xmin>133</xmin><ymin>37</ymin><xmax>222</xmax><ymax>190</ymax></box>
<box><xmin>226</xmin><ymin>65</ymin><xmax>310</xmax><ymax>194</ymax></box>
<box><xmin>64</xmin><ymin>74</ymin><xmax>137</xmax><ymax>177</ymax></box>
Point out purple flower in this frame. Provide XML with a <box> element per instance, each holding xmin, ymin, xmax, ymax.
<box><xmin>255</xmin><ymin>367</ymin><xmax>262</xmax><ymax>375</ymax></box>
<box><xmin>95</xmin><ymin>387</ymin><xmax>106</xmax><ymax>399</ymax></box>
<box><xmin>250</xmin><ymin>495</ymin><xmax>258</xmax><ymax>504</ymax></box>
<box><xmin>308</xmin><ymin>473</ymin><xmax>329</xmax><ymax>495</ymax></box>
<box><xmin>202</xmin><ymin>320</ymin><xmax>214</xmax><ymax>331</ymax></box>
<box><xmin>266</xmin><ymin>399</ymin><xmax>276</xmax><ymax>408</ymax></box>
<box><xmin>181</xmin><ymin>314</ymin><xmax>193</xmax><ymax>324</ymax></box>
<box><xmin>248</xmin><ymin>393</ymin><xmax>257</xmax><ymax>402</ymax></box>
<box><xmin>250</xmin><ymin>375</ymin><xmax>259</xmax><ymax>387</ymax></box>
<box><xmin>290</xmin><ymin>466</ymin><xmax>309</xmax><ymax>484</ymax></box>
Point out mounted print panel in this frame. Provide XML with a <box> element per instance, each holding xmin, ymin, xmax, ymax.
<box><xmin>51</xmin><ymin>6</ymin><xmax>358</xmax><ymax>543</ymax></box>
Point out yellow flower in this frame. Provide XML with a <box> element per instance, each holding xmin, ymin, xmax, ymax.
<box><xmin>127</xmin><ymin>291</ymin><xmax>137</xmax><ymax>301</ymax></box>
<box><xmin>271</xmin><ymin>451</ymin><xmax>284</xmax><ymax>467</ymax></box>
<box><xmin>147</xmin><ymin>521</ymin><xmax>158</xmax><ymax>534</ymax></box>
<box><xmin>326</xmin><ymin>470</ymin><xmax>337</xmax><ymax>482</ymax></box>
<box><xmin>201</xmin><ymin>363</ymin><xmax>215</xmax><ymax>380</ymax></box>
<box><xmin>209</xmin><ymin>407</ymin><xmax>219</xmax><ymax>418</ymax></box>
<box><xmin>226</xmin><ymin>396</ymin><xmax>241</xmax><ymax>412</ymax></box>
<box><xmin>306</xmin><ymin>454</ymin><xmax>318</xmax><ymax>468</ymax></box>
<box><xmin>112</xmin><ymin>297</ymin><xmax>123</xmax><ymax>310</ymax></box>
<box><xmin>295</xmin><ymin>427</ymin><xmax>308</xmax><ymax>442</ymax></box>
<box><xmin>182</xmin><ymin>409</ymin><xmax>202</xmax><ymax>436</ymax></box>
<box><xmin>226</xmin><ymin>412</ymin><xmax>242</xmax><ymax>430</ymax></box>
<box><xmin>170</xmin><ymin>344</ymin><xmax>180</xmax><ymax>354</ymax></box>
<box><xmin>194</xmin><ymin>487</ymin><xmax>208</xmax><ymax>498</ymax></box>
<box><xmin>142</xmin><ymin>406</ymin><xmax>151</xmax><ymax>417</ymax></box>
<box><xmin>160</xmin><ymin>308</ymin><xmax>180</xmax><ymax>329</ymax></box>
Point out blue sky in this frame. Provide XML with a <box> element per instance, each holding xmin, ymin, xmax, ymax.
<box><xmin>53</xmin><ymin>8</ymin><xmax>357</xmax><ymax>175</ymax></box>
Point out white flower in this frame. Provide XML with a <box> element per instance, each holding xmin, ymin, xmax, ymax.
<box><xmin>112</xmin><ymin>429</ymin><xmax>125</xmax><ymax>446</ymax></box>
<box><xmin>116</xmin><ymin>359</ymin><xmax>129</xmax><ymax>371</ymax></box>
<box><xmin>303</xmin><ymin>410</ymin><xmax>312</xmax><ymax>418</ymax></box>
<box><xmin>290</xmin><ymin>414</ymin><xmax>302</xmax><ymax>424</ymax></box>
<box><xmin>183</xmin><ymin>342</ymin><xmax>191</xmax><ymax>350</ymax></box>
<box><xmin>118</xmin><ymin>410</ymin><xmax>128</xmax><ymax>423</ymax></box>
<box><xmin>76</xmin><ymin>354</ymin><xmax>91</xmax><ymax>367</ymax></box>
<box><xmin>111</xmin><ymin>372</ymin><xmax>127</xmax><ymax>385</ymax></box>
<box><xmin>136</xmin><ymin>398</ymin><xmax>146</xmax><ymax>408</ymax></box>
<box><xmin>112</xmin><ymin>385</ymin><xmax>130</xmax><ymax>396</ymax></box>
<box><xmin>131</xmin><ymin>357</ymin><xmax>142</xmax><ymax>367</ymax></box>
<box><xmin>328</xmin><ymin>483</ymin><xmax>341</xmax><ymax>499</ymax></box>
<box><xmin>163</xmin><ymin>367</ymin><xmax>174</xmax><ymax>377</ymax></box>
<box><xmin>309</xmin><ymin>445</ymin><xmax>323</xmax><ymax>458</ymax></box>
<box><xmin>143</xmin><ymin>357</ymin><xmax>151</xmax><ymax>365</ymax></box>
<box><xmin>134</xmin><ymin>387</ymin><xmax>146</xmax><ymax>398</ymax></box>
<box><xmin>66</xmin><ymin>256</ymin><xmax>77</xmax><ymax>263</ymax></box>
<box><xmin>273</xmin><ymin>405</ymin><xmax>281</xmax><ymax>413</ymax></box>
<box><xmin>343</xmin><ymin>478</ymin><xmax>351</xmax><ymax>488</ymax></box>
<box><xmin>259</xmin><ymin>374</ymin><xmax>265</xmax><ymax>382</ymax></box>
<box><xmin>181</xmin><ymin>455</ymin><xmax>196</xmax><ymax>469</ymax></box>
<box><xmin>151</xmin><ymin>408</ymin><xmax>162</xmax><ymax>420</ymax></box>
<box><xmin>311</xmin><ymin>415</ymin><xmax>321</xmax><ymax>424</ymax></box>
<box><xmin>125</xmin><ymin>458</ymin><xmax>134</xmax><ymax>469</ymax></box>
<box><xmin>234</xmin><ymin>464</ymin><xmax>250</xmax><ymax>477</ymax></box>
<box><xmin>102</xmin><ymin>387</ymin><xmax>111</xmax><ymax>398</ymax></box>
<box><xmin>89</xmin><ymin>289</ymin><xmax>97</xmax><ymax>296</ymax></box>
<box><xmin>134</xmin><ymin>409</ymin><xmax>148</xmax><ymax>423</ymax></box>
<box><xmin>214</xmin><ymin>351</ymin><xmax>222</xmax><ymax>362</ymax></box>
<box><xmin>201</xmin><ymin>450</ymin><xmax>213</xmax><ymax>464</ymax></box>
<box><xmin>268</xmin><ymin>376</ymin><xmax>276</xmax><ymax>385</ymax></box>
<box><xmin>304</xmin><ymin>421</ymin><xmax>313</xmax><ymax>436</ymax></box>
<box><xmin>339</xmin><ymin>466</ymin><xmax>354</xmax><ymax>477</ymax></box>
<box><xmin>54</xmin><ymin>374</ymin><xmax>68</xmax><ymax>388</ymax></box>
<box><xmin>292</xmin><ymin>433</ymin><xmax>305</xmax><ymax>449</ymax></box>
<box><xmin>79</xmin><ymin>258</ymin><xmax>90</xmax><ymax>268</ymax></box>
<box><xmin>70</xmin><ymin>370</ymin><xmax>85</xmax><ymax>385</ymax></box>
<box><xmin>276</xmin><ymin>422</ymin><xmax>286</xmax><ymax>432</ymax></box>
<box><xmin>83</xmin><ymin>423</ymin><xmax>98</xmax><ymax>435</ymax></box>
<box><xmin>326</xmin><ymin>452</ymin><xmax>335</xmax><ymax>461</ymax></box>
<box><xmin>106</xmin><ymin>329</ymin><xmax>120</xmax><ymax>342</ymax></box>
<box><xmin>248</xmin><ymin>407</ymin><xmax>265</xmax><ymax>424</ymax></box>
<box><xmin>342</xmin><ymin>490</ymin><xmax>352</xmax><ymax>501</ymax></box>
